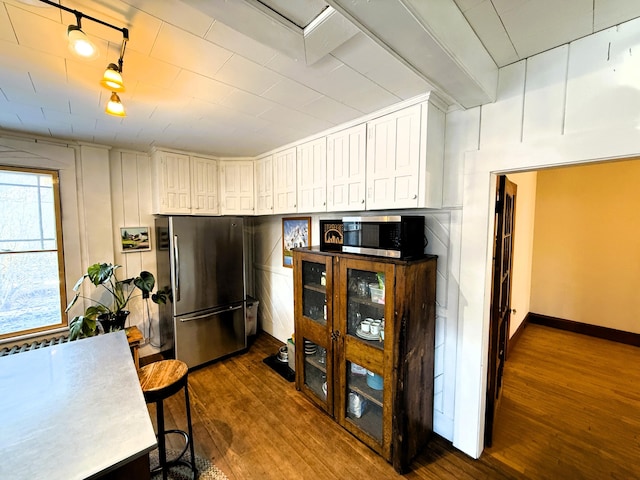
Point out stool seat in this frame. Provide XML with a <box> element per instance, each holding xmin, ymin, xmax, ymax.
<box><xmin>139</xmin><ymin>359</ymin><xmax>188</xmax><ymax>402</ymax></box>
<box><xmin>139</xmin><ymin>359</ymin><xmax>197</xmax><ymax>480</ymax></box>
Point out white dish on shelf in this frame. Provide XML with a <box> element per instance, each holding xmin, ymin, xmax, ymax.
<box><xmin>355</xmin><ymin>327</ymin><xmax>381</xmax><ymax>341</ymax></box>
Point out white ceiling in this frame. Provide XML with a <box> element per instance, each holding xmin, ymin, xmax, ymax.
<box><xmin>0</xmin><ymin>0</ymin><xmax>639</xmax><ymax>157</ymax></box>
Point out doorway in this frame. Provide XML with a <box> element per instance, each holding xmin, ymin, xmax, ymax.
<box><xmin>484</xmin><ymin>159</ymin><xmax>640</xmax><ymax>451</ymax></box>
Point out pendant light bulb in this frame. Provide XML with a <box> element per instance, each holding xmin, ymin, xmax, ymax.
<box><xmin>101</xmin><ymin>63</ymin><xmax>125</xmax><ymax>92</ymax></box>
<box><xmin>105</xmin><ymin>92</ymin><xmax>126</xmax><ymax>117</ymax></box>
<box><xmin>67</xmin><ymin>25</ymin><xmax>98</xmax><ymax>59</ymax></box>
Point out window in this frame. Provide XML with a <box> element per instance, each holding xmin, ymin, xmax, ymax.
<box><xmin>0</xmin><ymin>166</ymin><xmax>67</xmax><ymax>339</ymax></box>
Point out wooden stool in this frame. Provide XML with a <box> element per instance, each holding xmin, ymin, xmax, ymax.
<box><xmin>138</xmin><ymin>360</ymin><xmax>197</xmax><ymax>480</ymax></box>
<box><xmin>125</xmin><ymin>326</ymin><xmax>143</xmax><ymax>369</ymax></box>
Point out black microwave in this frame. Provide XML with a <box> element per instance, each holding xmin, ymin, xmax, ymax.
<box><xmin>341</xmin><ymin>215</ymin><xmax>425</xmax><ymax>259</ymax></box>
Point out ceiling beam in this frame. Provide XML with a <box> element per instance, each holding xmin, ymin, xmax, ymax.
<box><xmin>184</xmin><ymin>0</ymin><xmax>359</xmax><ymax>66</ymax></box>
<box><xmin>325</xmin><ymin>0</ymin><xmax>498</xmax><ymax>107</ymax></box>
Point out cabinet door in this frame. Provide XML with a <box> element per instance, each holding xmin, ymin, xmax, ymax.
<box><xmin>273</xmin><ymin>147</ymin><xmax>297</xmax><ymax>214</ymax></box>
<box><xmin>191</xmin><ymin>156</ymin><xmax>219</xmax><ymax>215</ymax></box>
<box><xmin>366</xmin><ymin>104</ymin><xmax>421</xmax><ymax>210</ymax></box>
<box><xmin>327</xmin><ymin>124</ymin><xmax>366</xmax><ymax>211</ymax></box>
<box><xmin>254</xmin><ymin>155</ymin><xmax>274</xmax><ymax>215</ymax></box>
<box><xmin>335</xmin><ymin>257</ymin><xmax>395</xmax><ymax>459</ymax></box>
<box><xmin>293</xmin><ymin>251</ymin><xmax>334</xmax><ymax>415</ymax></box>
<box><xmin>153</xmin><ymin>151</ymin><xmax>191</xmax><ymax>214</ymax></box>
<box><xmin>296</xmin><ymin>138</ymin><xmax>327</xmax><ymax>213</ymax></box>
<box><xmin>219</xmin><ymin>161</ymin><xmax>254</xmax><ymax>215</ymax></box>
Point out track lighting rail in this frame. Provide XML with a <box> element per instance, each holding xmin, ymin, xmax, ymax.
<box><xmin>38</xmin><ymin>0</ymin><xmax>129</xmax><ymax>41</ymax></box>
<box><xmin>35</xmin><ymin>0</ymin><xmax>131</xmax><ymax>117</ymax></box>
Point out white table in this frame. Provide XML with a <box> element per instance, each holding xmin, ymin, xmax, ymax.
<box><xmin>0</xmin><ymin>331</ymin><xmax>157</xmax><ymax>480</ymax></box>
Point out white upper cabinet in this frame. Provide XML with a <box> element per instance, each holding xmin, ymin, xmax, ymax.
<box><xmin>366</xmin><ymin>104</ymin><xmax>421</xmax><ymax>210</ymax></box>
<box><xmin>418</xmin><ymin>99</ymin><xmax>445</xmax><ymax>208</ymax></box>
<box><xmin>254</xmin><ymin>154</ymin><xmax>274</xmax><ymax>215</ymax></box>
<box><xmin>326</xmin><ymin>124</ymin><xmax>366</xmax><ymax>212</ymax></box>
<box><xmin>153</xmin><ymin>96</ymin><xmax>444</xmax><ymax>217</ymax></box>
<box><xmin>296</xmin><ymin>138</ymin><xmax>327</xmax><ymax>213</ymax></box>
<box><xmin>273</xmin><ymin>147</ymin><xmax>297</xmax><ymax>214</ymax></box>
<box><xmin>190</xmin><ymin>156</ymin><xmax>219</xmax><ymax>215</ymax></box>
<box><xmin>219</xmin><ymin>160</ymin><xmax>254</xmax><ymax>215</ymax></box>
<box><xmin>366</xmin><ymin>99</ymin><xmax>444</xmax><ymax>210</ymax></box>
<box><xmin>152</xmin><ymin>150</ymin><xmax>220</xmax><ymax>215</ymax></box>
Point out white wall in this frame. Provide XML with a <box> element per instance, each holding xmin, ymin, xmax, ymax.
<box><xmin>109</xmin><ymin>150</ymin><xmax>161</xmax><ymax>356</ymax></box>
<box><xmin>253</xmin><ymin>215</ymin><xmax>296</xmax><ymax>342</ymax></box>
<box><xmin>506</xmin><ymin>171</ymin><xmax>537</xmax><ymax>337</ymax></box>
<box><xmin>453</xmin><ymin>17</ymin><xmax>640</xmax><ymax>457</ymax></box>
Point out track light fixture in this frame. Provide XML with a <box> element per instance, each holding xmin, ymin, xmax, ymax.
<box><xmin>106</xmin><ymin>92</ymin><xmax>126</xmax><ymax>117</ymax></box>
<box><xmin>67</xmin><ymin>21</ymin><xmax>98</xmax><ymax>59</ymax></box>
<box><xmin>101</xmin><ymin>63</ymin><xmax>125</xmax><ymax>92</ymax></box>
<box><xmin>37</xmin><ymin>0</ymin><xmax>130</xmax><ymax>117</ymax></box>
<box><xmin>100</xmin><ymin>26</ymin><xmax>129</xmax><ymax>94</ymax></box>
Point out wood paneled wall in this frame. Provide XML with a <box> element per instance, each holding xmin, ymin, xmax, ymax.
<box><xmin>453</xmin><ymin>16</ymin><xmax>640</xmax><ymax>457</ymax></box>
<box><xmin>109</xmin><ymin>150</ymin><xmax>160</xmax><ymax>355</ymax></box>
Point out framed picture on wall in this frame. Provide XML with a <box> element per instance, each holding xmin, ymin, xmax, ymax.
<box><xmin>282</xmin><ymin>217</ymin><xmax>311</xmax><ymax>268</ymax></box>
<box><xmin>120</xmin><ymin>226</ymin><xmax>151</xmax><ymax>252</ymax></box>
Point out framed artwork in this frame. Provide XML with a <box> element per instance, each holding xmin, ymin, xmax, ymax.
<box><xmin>120</xmin><ymin>226</ymin><xmax>151</xmax><ymax>252</ymax></box>
<box><xmin>282</xmin><ymin>217</ymin><xmax>311</xmax><ymax>268</ymax></box>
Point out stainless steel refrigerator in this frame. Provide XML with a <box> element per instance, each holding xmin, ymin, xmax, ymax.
<box><xmin>155</xmin><ymin>216</ymin><xmax>246</xmax><ymax>368</ymax></box>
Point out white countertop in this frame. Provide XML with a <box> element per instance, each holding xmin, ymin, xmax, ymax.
<box><xmin>0</xmin><ymin>331</ymin><xmax>157</xmax><ymax>480</ymax></box>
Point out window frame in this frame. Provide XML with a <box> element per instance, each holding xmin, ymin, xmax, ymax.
<box><xmin>0</xmin><ymin>165</ymin><xmax>68</xmax><ymax>340</ymax></box>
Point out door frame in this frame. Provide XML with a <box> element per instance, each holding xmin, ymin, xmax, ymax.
<box><xmin>453</xmin><ymin>126</ymin><xmax>640</xmax><ymax>459</ymax></box>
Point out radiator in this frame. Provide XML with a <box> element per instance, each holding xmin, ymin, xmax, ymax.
<box><xmin>0</xmin><ymin>335</ymin><xmax>70</xmax><ymax>357</ymax></box>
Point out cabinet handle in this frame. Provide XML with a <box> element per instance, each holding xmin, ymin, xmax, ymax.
<box><xmin>412</xmin><ymin>194</ymin><xmax>417</xmax><ymax>200</ymax></box>
<box><xmin>361</xmin><ymin>199</ymin><xmax>365</xmax><ymax>204</ymax></box>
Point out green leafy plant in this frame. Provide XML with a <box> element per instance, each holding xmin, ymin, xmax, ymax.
<box><xmin>65</xmin><ymin>262</ymin><xmax>168</xmax><ymax>340</ymax></box>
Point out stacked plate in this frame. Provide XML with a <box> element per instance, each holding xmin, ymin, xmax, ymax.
<box><xmin>303</xmin><ymin>339</ymin><xmax>317</xmax><ymax>355</ymax></box>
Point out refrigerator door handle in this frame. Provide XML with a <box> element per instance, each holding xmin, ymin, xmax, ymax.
<box><xmin>173</xmin><ymin>234</ymin><xmax>180</xmax><ymax>302</ymax></box>
<box><xmin>178</xmin><ymin>304</ymin><xmax>244</xmax><ymax>323</ymax></box>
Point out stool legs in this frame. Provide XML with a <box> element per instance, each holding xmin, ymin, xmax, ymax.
<box><xmin>155</xmin><ymin>399</ymin><xmax>168</xmax><ymax>480</ymax></box>
<box><xmin>139</xmin><ymin>360</ymin><xmax>196</xmax><ymax>479</ymax></box>
<box><xmin>185</xmin><ymin>384</ymin><xmax>197</xmax><ymax>478</ymax></box>
<box><xmin>150</xmin><ymin>383</ymin><xmax>197</xmax><ymax>479</ymax></box>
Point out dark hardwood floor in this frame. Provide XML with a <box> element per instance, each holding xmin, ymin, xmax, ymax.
<box><xmin>484</xmin><ymin>323</ymin><xmax>640</xmax><ymax>479</ymax></box>
<box><xmin>153</xmin><ymin>324</ymin><xmax>640</xmax><ymax>479</ymax></box>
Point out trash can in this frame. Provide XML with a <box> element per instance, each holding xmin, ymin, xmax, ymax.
<box><xmin>245</xmin><ymin>296</ymin><xmax>259</xmax><ymax>336</ymax></box>
<box><xmin>287</xmin><ymin>338</ymin><xmax>295</xmax><ymax>371</ymax></box>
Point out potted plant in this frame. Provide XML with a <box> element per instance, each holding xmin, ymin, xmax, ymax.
<box><xmin>65</xmin><ymin>262</ymin><xmax>168</xmax><ymax>340</ymax></box>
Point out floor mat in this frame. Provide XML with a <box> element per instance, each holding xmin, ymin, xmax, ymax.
<box><xmin>263</xmin><ymin>354</ymin><xmax>295</xmax><ymax>382</ymax></box>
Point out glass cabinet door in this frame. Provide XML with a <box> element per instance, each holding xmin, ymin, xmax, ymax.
<box><xmin>302</xmin><ymin>338</ymin><xmax>328</xmax><ymax>402</ymax></box>
<box><xmin>337</xmin><ymin>259</ymin><xmax>393</xmax><ymax>454</ymax></box>
<box><xmin>345</xmin><ymin>267</ymin><xmax>386</xmax><ymax>348</ymax></box>
<box><xmin>345</xmin><ymin>361</ymin><xmax>384</xmax><ymax>442</ymax></box>
<box><xmin>301</xmin><ymin>260</ymin><xmax>328</xmax><ymax>326</ymax></box>
<box><xmin>294</xmin><ymin>252</ymin><xmax>333</xmax><ymax>414</ymax></box>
